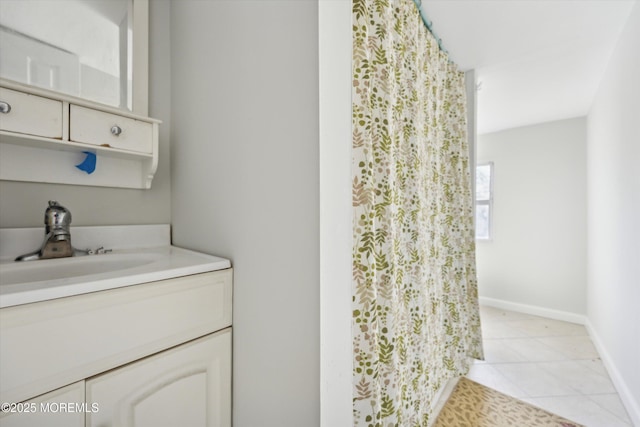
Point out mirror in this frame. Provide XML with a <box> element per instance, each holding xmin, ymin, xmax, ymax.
<box><xmin>0</xmin><ymin>0</ymin><xmax>147</xmax><ymax>114</ymax></box>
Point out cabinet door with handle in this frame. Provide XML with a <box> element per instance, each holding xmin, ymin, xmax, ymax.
<box><xmin>86</xmin><ymin>329</ymin><xmax>231</xmax><ymax>427</ymax></box>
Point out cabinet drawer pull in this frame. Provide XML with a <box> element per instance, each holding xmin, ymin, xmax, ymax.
<box><xmin>110</xmin><ymin>125</ymin><xmax>122</xmax><ymax>136</ymax></box>
<box><xmin>0</xmin><ymin>101</ymin><xmax>11</xmax><ymax>114</ymax></box>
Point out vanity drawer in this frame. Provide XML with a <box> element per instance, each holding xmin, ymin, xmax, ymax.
<box><xmin>0</xmin><ymin>87</ymin><xmax>62</xmax><ymax>138</ymax></box>
<box><xmin>70</xmin><ymin>105</ymin><xmax>153</xmax><ymax>153</ymax></box>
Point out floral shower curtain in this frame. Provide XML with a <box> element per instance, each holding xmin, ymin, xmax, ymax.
<box><xmin>352</xmin><ymin>0</ymin><xmax>484</xmax><ymax>425</ymax></box>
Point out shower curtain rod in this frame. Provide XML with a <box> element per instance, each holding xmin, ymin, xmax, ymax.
<box><xmin>412</xmin><ymin>0</ymin><xmax>448</xmax><ymax>55</ymax></box>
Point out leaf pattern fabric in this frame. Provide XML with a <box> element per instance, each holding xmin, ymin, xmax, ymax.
<box><xmin>352</xmin><ymin>0</ymin><xmax>484</xmax><ymax>425</ymax></box>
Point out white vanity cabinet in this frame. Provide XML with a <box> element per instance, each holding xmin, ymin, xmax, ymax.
<box><xmin>0</xmin><ymin>382</ymin><xmax>85</xmax><ymax>427</ymax></box>
<box><xmin>0</xmin><ymin>269</ymin><xmax>232</xmax><ymax>427</ymax></box>
<box><xmin>87</xmin><ymin>330</ymin><xmax>231</xmax><ymax>427</ymax></box>
<box><xmin>0</xmin><ymin>80</ymin><xmax>160</xmax><ymax>189</ymax></box>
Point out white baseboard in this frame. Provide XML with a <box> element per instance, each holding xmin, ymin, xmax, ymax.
<box><xmin>479</xmin><ymin>296</ymin><xmax>586</xmax><ymax>325</ymax></box>
<box><xmin>585</xmin><ymin>319</ymin><xmax>640</xmax><ymax>427</ymax></box>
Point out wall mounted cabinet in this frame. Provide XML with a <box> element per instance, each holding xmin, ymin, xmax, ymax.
<box><xmin>0</xmin><ymin>87</ymin><xmax>63</xmax><ymax>138</ymax></box>
<box><xmin>0</xmin><ymin>79</ymin><xmax>160</xmax><ymax>189</ymax></box>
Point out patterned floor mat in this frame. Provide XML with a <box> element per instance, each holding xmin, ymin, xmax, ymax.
<box><xmin>433</xmin><ymin>378</ymin><xmax>584</xmax><ymax>427</ymax></box>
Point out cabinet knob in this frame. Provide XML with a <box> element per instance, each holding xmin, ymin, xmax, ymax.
<box><xmin>110</xmin><ymin>125</ymin><xmax>122</xmax><ymax>136</ymax></box>
<box><xmin>0</xmin><ymin>101</ymin><xmax>11</xmax><ymax>114</ymax></box>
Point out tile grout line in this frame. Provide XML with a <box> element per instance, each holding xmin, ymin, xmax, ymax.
<box><xmin>474</xmin><ymin>305</ymin><xmax>634</xmax><ymax>426</ymax></box>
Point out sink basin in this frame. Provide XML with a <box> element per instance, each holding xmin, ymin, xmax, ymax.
<box><xmin>0</xmin><ymin>246</ymin><xmax>231</xmax><ymax>308</ymax></box>
<box><xmin>0</xmin><ymin>254</ymin><xmax>158</xmax><ymax>285</ymax></box>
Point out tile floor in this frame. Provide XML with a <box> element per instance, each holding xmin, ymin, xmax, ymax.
<box><xmin>467</xmin><ymin>305</ymin><xmax>633</xmax><ymax>427</ymax></box>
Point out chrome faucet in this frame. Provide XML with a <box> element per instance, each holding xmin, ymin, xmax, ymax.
<box><xmin>16</xmin><ymin>201</ymin><xmax>76</xmax><ymax>261</ymax></box>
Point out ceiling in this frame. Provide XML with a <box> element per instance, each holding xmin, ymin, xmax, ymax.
<box><xmin>422</xmin><ymin>0</ymin><xmax>637</xmax><ymax>134</ymax></box>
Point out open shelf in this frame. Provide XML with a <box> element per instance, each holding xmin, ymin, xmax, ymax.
<box><xmin>0</xmin><ymin>79</ymin><xmax>160</xmax><ymax>189</ymax></box>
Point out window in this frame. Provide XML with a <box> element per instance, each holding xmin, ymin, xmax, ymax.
<box><xmin>475</xmin><ymin>163</ymin><xmax>493</xmax><ymax>240</ymax></box>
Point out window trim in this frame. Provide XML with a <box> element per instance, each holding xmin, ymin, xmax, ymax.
<box><xmin>475</xmin><ymin>162</ymin><xmax>494</xmax><ymax>241</ymax></box>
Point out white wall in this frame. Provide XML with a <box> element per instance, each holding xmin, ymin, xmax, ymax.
<box><xmin>169</xmin><ymin>2</ymin><xmax>320</xmax><ymax>426</ymax></box>
<box><xmin>319</xmin><ymin>1</ymin><xmax>352</xmax><ymax>426</ymax></box>
<box><xmin>476</xmin><ymin>117</ymin><xmax>587</xmax><ymax>318</ymax></box>
<box><xmin>586</xmin><ymin>3</ymin><xmax>640</xmax><ymax>424</ymax></box>
<box><xmin>0</xmin><ymin>0</ymin><xmax>172</xmax><ymax>228</ymax></box>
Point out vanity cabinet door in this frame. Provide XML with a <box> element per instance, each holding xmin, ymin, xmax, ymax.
<box><xmin>70</xmin><ymin>105</ymin><xmax>153</xmax><ymax>153</ymax></box>
<box><xmin>0</xmin><ymin>87</ymin><xmax>62</xmax><ymax>138</ymax></box>
<box><xmin>0</xmin><ymin>381</ymin><xmax>84</xmax><ymax>427</ymax></box>
<box><xmin>86</xmin><ymin>328</ymin><xmax>231</xmax><ymax>427</ymax></box>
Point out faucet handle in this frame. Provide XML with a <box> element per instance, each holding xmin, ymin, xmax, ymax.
<box><xmin>86</xmin><ymin>247</ymin><xmax>112</xmax><ymax>255</ymax></box>
<box><xmin>45</xmin><ymin>200</ymin><xmax>72</xmax><ymax>229</ymax></box>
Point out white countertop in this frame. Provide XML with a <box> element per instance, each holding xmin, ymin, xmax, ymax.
<box><xmin>0</xmin><ymin>225</ymin><xmax>231</xmax><ymax>308</ymax></box>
